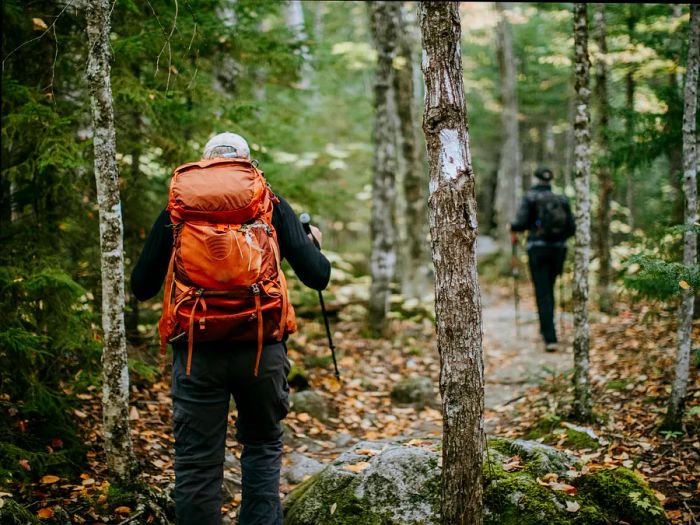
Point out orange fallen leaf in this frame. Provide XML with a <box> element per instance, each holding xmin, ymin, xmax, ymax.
<box><xmin>355</xmin><ymin>449</ymin><xmax>380</xmax><ymax>456</ymax></box>
<box><xmin>550</xmin><ymin>482</ymin><xmax>577</xmax><ymax>494</ymax></box>
<box><xmin>37</xmin><ymin>508</ymin><xmax>54</xmax><ymax>519</ymax></box>
<box><xmin>342</xmin><ymin>462</ymin><xmax>370</xmax><ymax>473</ymax></box>
<box><xmin>115</xmin><ymin>506</ymin><xmax>131</xmax><ymax>514</ymax></box>
<box><xmin>40</xmin><ymin>475</ymin><xmax>60</xmax><ymax>484</ymax></box>
<box><xmin>18</xmin><ymin>459</ymin><xmax>30</xmax><ymax>471</ymax></box>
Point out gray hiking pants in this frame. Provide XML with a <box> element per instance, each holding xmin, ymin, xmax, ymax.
<box><xmin>171</xmin><ymin>341</ymin><xmax>290</xmax><ymax>525</ymax></box>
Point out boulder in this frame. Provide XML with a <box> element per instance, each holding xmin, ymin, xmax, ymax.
<box><xmin>289</xmin><ymin>390</ymin><xmax>330</xmax><ymax>422</ymax></box>
<box><xmin>283</xmin><ymin>453</ymin><xmax>326</xmax><ymax>485</ymax></box>
<box><xmin>390</xmin><ymin>376</ymin><xmax>436</xmax><ymax>408</ymax></box>
<box><xmin>284</xmin><ymin>437</ymin><xmax>668</xmax><ymax>525</ymax></box>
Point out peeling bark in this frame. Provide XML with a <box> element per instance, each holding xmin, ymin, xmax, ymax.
<box><xmin>419</xmin><ymin>3</ymin><xmax>484</xmax><ymax>524</ymax></box>
<box><xmin>368</xmin><ymin>1</ymin><xmax>400</xmax><ymax>336</ymax></box>
<box><xmin>593</xmin><ymin>3</ymin><xmax>613</xmax><ymax>314</ymax></box>
<box><xmin>572</xmin><ymin>3</ymin><xmax>593</xmax><ymax>422</ymax></box>
<box><xmin>663</xmin><ymin>3</ymin><xmax>699</xmax><ymax>431</ymax></box>
<box><xmin>86</xmin><ymin>0</ymin><xmax>138</xmax><ymax>483</ymax></box>
<box><xmin>494</xmin><ymin>2</ymin><xmax>522</xmax><ymax>256</ymax></box>
<box><xmin>394</xmin><ymin>4</ymin><xmax>430</xmax><ymax>300</ymax></box>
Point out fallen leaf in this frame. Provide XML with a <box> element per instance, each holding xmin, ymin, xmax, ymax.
<box><xmin>565</xmin><ymin>500</ymin><xmax>580</xmax><ymax>513</ymax></box>
<box><xmin>550</xmin><ymin>482</ymin><xmax>577</xmax><ymax>494</ymax></box>
<box><xmin>342</xmin><ymin>462</ymin><xmax>370</xmax><ymax>473</ymax></box>
<box><xmin>129</xmin><ymin>406</ymin><xmax>140</xmax><ymax>421</ymax></box>
<box><xmin>115</xmin><ymin>506</ymin><xmax>131</xmax><ymax>514</ymax></box>
<box><xmin>40</xmin><ymin>475</ymin><xmax>60</xmax><ymax>484</ymax></box>
<box><xmin>18</xmin><ymin>459</ymin><xmax>30</xmax><ymax>471</ymax></box>
<box><xmin>37</xmin><ymin>508</ymin><xmax>54</xmax><ymax>519</ymax></box>
<box><xmin>32</xmin><ymin>18</ymin><xmax>48</xmax><ymax>31</ymax></box>
<box><xmin>330</xmin><ymin>502</ymin><xmax>337</xmax><ymax>515</ymax></box>
<box><xmin>679</xmin><ymin>280</ymin><xmax>690</xmax><ymax>290</ymax></box>
<box><xmin>355</xmin><ymin>449</ymin><xmax>380</xmax><ymax>456</ymax></box>
<box><xmin>74</xmin><ymin>409</ymin><xmax>88</xmax><ymax>419</ymax></box>
<box><xmin>542</xmin><ymin>473</ymin><xmax>558</xmax><ymax>482</ymax></box>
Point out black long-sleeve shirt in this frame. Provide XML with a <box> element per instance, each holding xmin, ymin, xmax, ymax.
<box><xmin>131</xmin><ymin>195</ymin><xmax>331</xmax><ymax>301</ymax></box>
<box><xmin>510</xmin><ymin>184</ymin><xmax>576</xmax><ymax>246</ymax></box>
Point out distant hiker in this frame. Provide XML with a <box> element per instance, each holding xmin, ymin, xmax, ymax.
<box><xmin>510</xmin><ymin>167</ymin><xmax>575</xmax><ymax>352</ymax></box>
<box><xmin>131</xmin><ymin>132</ymin><xmax>330</xmax><ymax>525</ymax></box>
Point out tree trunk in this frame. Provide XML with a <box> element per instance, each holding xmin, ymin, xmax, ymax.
<box><xmin>284</xmin><ymin>0</ymin><xmax>312</xmax><ymax>90</ymax></box>
<box><xmin>663</xmin><ymin>3</ymin><xmax>699</xmax><ymax>431</ymax></box>
<box><xmin>593</xmin><ymin>3</ymin><xmax>613</xmax><ymax>314</ymax></box>
<box><xmin>563</xmin><ymin>95</ymin><xmax>575</xmax><ymax>193</ymax></box>
<box><xmin>86</xmin><ymin>0</ymin><xmax>138</xmax><ymax>484</ymax></box>
<box><xmin>625</xmin><ymin>12</ymin><xmax>636</xmax><ymax>230</ymax></box>
<box><xmin>572</xmin><ymin>2</ymin><xmax>593</xmax><ymax>422</ymax></box>
<box><xmin>394</xmin><ymin>4</ymin><xmax>429</xmax><ymax>301</ymax></box>
<box><xmin>494</xmin><ymin>2</ymin><xmax>521</xmax><ymax>256</ymax></box>
<box><xmin>368</xmin><ymin>1</ymin><xmax>400</xmax><ymax>336</ymax></box>
<box><xmin>419</xmin><ymin>3</ymin><xmax>484</xmax><ymax>524</ymax></box>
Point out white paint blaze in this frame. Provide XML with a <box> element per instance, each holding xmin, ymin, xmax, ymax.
<box><xmin>439</xmin><ymin>129</ymin><xmax>464</xmax><ymax>182</ymax></box>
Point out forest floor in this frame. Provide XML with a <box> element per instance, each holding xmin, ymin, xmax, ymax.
<box><xmin>12</xmin><ymin>279</ymin><xmax>700</xmax><ymax>524</ymax></box>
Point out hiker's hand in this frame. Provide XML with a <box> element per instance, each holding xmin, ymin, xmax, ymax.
<box><xmin>308</xmin><ymin>225</ymin><xmax>323</xmax><ymax>248</ymax></box>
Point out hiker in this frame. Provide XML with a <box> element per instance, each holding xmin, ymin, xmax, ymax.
<box><xmin>510</xmin><ymin>167</ymin><xmax>575</xmax><ymax>352</ymax></box>
<box><xmin>131</xmin><ymin>132</ymin><xmax>331</xmax><ymax>525</ymax></box>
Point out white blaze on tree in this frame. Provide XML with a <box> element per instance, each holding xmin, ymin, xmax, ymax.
<box><xmin>494</xmin><ymin>2</ymin><xmax>522</xmax><ymax>256</ymax></box>
<box><xmin>368</xmin><ymin>1</ymin><xmax>400</xmax><ymax>336</ymax></box>
<box><xmin>664</xmin><ymin>3</ymin><xmax>699</xmax><ymax>431</ymax></box>
<box><xmin>86</xmin><ymin>0</ymin><xmax>137</xmax><ymax>483</ymax></box>
<box><xmin>284</xmin><ymin>0</ymin><xmax>312</xmax><ymax>90</ymax></box>
<box><xmin>572</xmin><ymin>2</ymin><xmax>593</xmax><ymax>422</ymax></box>
<box><xmin>419</xmin><ymin>2</ymin><xmax>484</xmax><ymax>524</ymax></box>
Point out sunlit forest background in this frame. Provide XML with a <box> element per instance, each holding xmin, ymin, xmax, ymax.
<box><xmin>1</xmin><ymin>1</ymin><xmax>698</xmax><ymax>523</ymax></box>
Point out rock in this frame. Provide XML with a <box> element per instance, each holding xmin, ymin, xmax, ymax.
<box><xmin>289</xmin><ymin>390</ymin><xmax>330</xmax><ymax>422</ymax></box>
<box><xmin>283</xmin><ymin>453</ymin><xmax>326</xmax><ymax>484</ymax></box>
<box><xmin>222</xmin><ymin>450</ymin><xmax>242</xmax><ymax>501</ymax></box>
<box><xmin>284</xmin><ymin>437</ymin><xmax>668</xmax><ymax>525</ymax></box>
<box><xmin>331</xmin><ymin>432</ymin><xmax>354</xmax><ymax>449</ymax></box>
<box><xmin>284</xmin><ymin>439</ymin><xmax>441</xmax><ymax>525</ymax></box>
<box><xmin>390</xmin><ymin>376</ymin><xmax>436</xmax><ymax>408</ymax></box>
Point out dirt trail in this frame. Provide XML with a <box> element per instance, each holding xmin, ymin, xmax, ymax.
<box><xmin>481</xmin><ymin>283</ymin><xmax>572</xmax><ymax>413</ymax></box>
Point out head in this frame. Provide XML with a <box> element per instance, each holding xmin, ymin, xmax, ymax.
<box><xmin>202</xmin><ymin>132</ymin><xmax>251</xmax><ymax>160</ymax></box>
<box><xmin>534</xmin><ymin>167</ymin><xmax>554</xmax><ymax>184</ymax></box>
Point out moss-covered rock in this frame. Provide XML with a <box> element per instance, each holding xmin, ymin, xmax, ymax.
<box><xmin>284</xmin><ymin>438</ymin><xmax>668</xmax><ymax>525</ymax></box>
<box><xmin>526</xmin><ymin>415</ymin><xmax>602</xmax><ymax>450</ymax></box>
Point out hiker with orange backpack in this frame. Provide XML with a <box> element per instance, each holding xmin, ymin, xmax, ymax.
<box><xmin>131</xmin><ymin>132</ymin><xmax>331</xmax><ymax>525</ymax></box>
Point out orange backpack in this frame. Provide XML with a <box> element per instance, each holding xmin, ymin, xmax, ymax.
<box><xmin>158</xmin><ymin>158</ymin><xmax>296</xmax><ymax>376</ymax></box>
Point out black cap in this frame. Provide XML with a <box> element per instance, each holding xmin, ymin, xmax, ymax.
<box><xmin>534</xmin><ymin>167</ymin><xmax>553</xmax><ymax>181</ymax></box>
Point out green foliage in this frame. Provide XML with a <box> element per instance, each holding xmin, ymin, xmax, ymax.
<box><xmin>622</xmin><ymin>225</ymin><xmax>700</xmax><ymax>301</ymax></box>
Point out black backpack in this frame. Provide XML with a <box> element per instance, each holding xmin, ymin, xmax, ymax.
<box><xmin>533</xmin><ymin>191</ymin><xmax>569</xmax><ymax>241</ymax></box>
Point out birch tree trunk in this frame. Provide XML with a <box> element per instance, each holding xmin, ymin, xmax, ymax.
<box><xmin>368</xmin><ymin>1</ymin><xmax>400</xmax><ymax>336</ymax></box>
<box><xmin>593</xmin><ymin>3</ymin><xmax>613</xmax><ymax>314</ymax></box>
<box><xmin>86</xmin><ymin>0</ymin><xmax>137</xmax><ymax>483</ymax></box>
<box><xmin>284</xmin><ymin>0</ymin><xmax>312</xmax><ymax>90</ymax></box>
<box><xmin>395</xmin><ymin>4</ymin><xmax>429</xmax><ymax>301</ymax></box>
<box><xmin>572</xmin><ymin>2</ymin><xmax>593</xmax><ymax>422</ymax></box>
<box><xmin>494</xmin><ymin>2</ymin><xmax>522</xmax><ymax>256</ymax></box>
<box><xmin>625</xmin><ymin>12</ymin><xmax>636</xmax><ymax>230</ymax></box>
<box><xmin>663</xmin><ymin>3</ymin><xmax>699</xmax><ymax>431</ymax></box>
<box><xmin>420</xmin><ymin>3</ymin><xmax>484</xmax><ymax>523</ymax></box>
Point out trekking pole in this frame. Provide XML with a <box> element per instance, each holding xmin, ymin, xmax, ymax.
<box><xmin>511</xmin><ymin>232</ymin><xmax>520</xmax><ymax>337</ymax></box>
<box><xmin>299</xmin><ymin>213</ymin><xmax>340</xmax><ymax>380</ymax></box>
<box><xmin>559</xmin><ymin>268</ymin><xmax>566</xmax><ymax>341</ymax></box>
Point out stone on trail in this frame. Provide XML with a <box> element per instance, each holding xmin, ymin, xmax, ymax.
<box><xmin>289</xmin><ymin>390</ymin><xmax>330</xmax><ymax>422</ymax></box>
<box><xmin>284</xmin><ymin>437</ymin><xmax>668</xmax><ymax>525</ymax></box>
<box><xmin>283</xmin><ymin>453</ymin><xmax>326</xmax><ymax>485</ymax></box>
<box><xmin>389</xmin><ymin>376</ymin><xmax>436</xmax><ymax>408</ymax></box>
